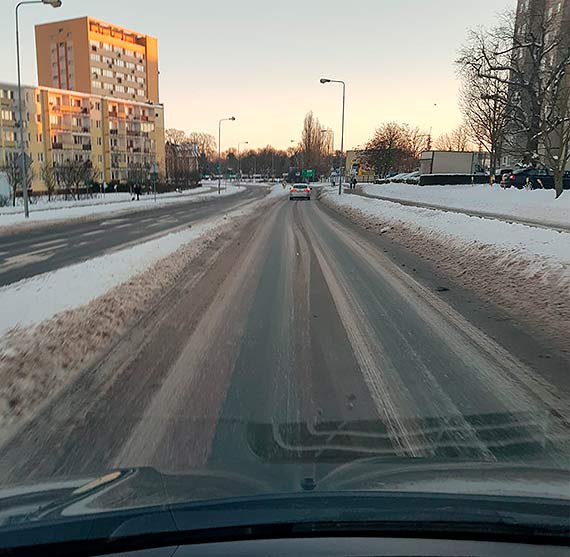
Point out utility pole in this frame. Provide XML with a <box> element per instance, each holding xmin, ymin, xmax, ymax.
<box><xmin>218</xmin><ymin>116</ymin><xmax>235</xmax><ymax>194</ymax></box>
<box><xmin>320</xmin><ymin>77</ymin><xmax>346</xmax><ymax>195</ymax></box>
<box><xmin>15</xmin><ymin>0</ymin><xmax>63</xmax><ymax>218</ymax></box>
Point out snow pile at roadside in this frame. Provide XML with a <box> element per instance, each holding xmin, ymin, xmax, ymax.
<box><xmin>0</xmin><ymin>196</ymin><xmax>255</xmax><ymax>338</ymax></box>
<box><xmin>0</xmin><ymin>195</ymin><xmax>264</xmax><ymax>429</ymax></box>
<box><xmin>322</xmin><ymin>190</ymin><xmax>570</xmax><ymax>353</ymax></box>
<box><xmin>0</xmin><ymin>185</ymin><xmax>244</xmax><ymax>228</ymax></box>
<box><xmin>363</xmin><ymin>183</ymin><xmax>570</xmax><ymax>229</ymax></box>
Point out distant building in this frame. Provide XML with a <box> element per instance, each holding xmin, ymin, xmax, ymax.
<box><xmin>0</xmin><ymin>82</ymin><xmax>165</xmax><ymax>192</ymax></box>
<box><xmin>345</xmin><ymin>150</ymin><xmax>375</xmax><ymax>180</ymax></box>
<box><xmin>35</xmin><ymin>17</ymin><xmax>160</xmax><ymax>103</ymax></box>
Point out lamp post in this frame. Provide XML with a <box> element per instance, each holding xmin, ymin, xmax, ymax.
<box><xmin>320</xmin><ymin>77</ymin><xmax>345</xmax><ymax>195</ymax></box>
<box><xmin>237</xmin><ymin>141</ymin><xmax>248</xmax><ymax>184</ymax></box>
<box><xmin>16</xmin><ymin>0</ymin><xmax>63</xmax><ymax>218</ymax></box>
<box><xmin>218</xmin><ymin>116</ymin><xmax>235</xmax><ymax>194</ymax></box>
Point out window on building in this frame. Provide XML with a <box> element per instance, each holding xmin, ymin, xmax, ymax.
<box><xmin>137</xmin><ymin>89</ymin><xmax>145</xmax><ymax>96</ymax></box>
<box><xmin>102</xmin><ymin>69</ymin><xmax>113</xmax><ymax>78</ymax></box>
<box><xmin>96</xmin><ymin>120</ymin><xmax>101</xmax><ymax>128</ymax></box>
<box><xmin>127</xmin><ymin>87</ymin><xmax>135</xmax><ymax>95</ymax></box>
<box><xmin>115</xmin><ymin>85</ymin><xmax>125</xmax><ymax>93</ymax></box>
<box><xmin>92</xmin><ymin>80</ymin><xmax>102</xmax><ymax>88</ymax></box>
<box><xmin>102</xmin><ymin>42</ymin><xmax>112</xmax><ymax>51</ymax></box>
<box><xmin>38</xmin><ymin>152</ymin><xmax>44</xmax><ymax>162</ymax></box>
<box><xmin>126</xmin><ymin>62</ymin><xmax>135</xmax><ymax>70</ymax></box>
<box><xmin>116</xmin><ymin>59</ymin><xmax>125</xmax><ymax>68</ymax></box>
<box><xmin>95</xmin><ymin>102</ymin><xmax>101</xmax><ymax>110</ymax></box>
<box><xmin>136</xmin><ymin>77</ymin><xmax>145</xmax><ymax>84</ymax></box>
<box><xmin>98</xmin><ymin>154</ymin><xmax>103</xmax><ymax>163</ymax></box>
<box><xmin>97</xmin><ymin>137</ymin><xmax>102</xmax><ymax>146</ymax></box>
<box><xmin>93</xmin><ymin>67</ymin><xmax>102</xmax><ymax>76</ymax></box>
<box><xmin>103</xmin><ymin>82</ymin><xmax>114</xmax><ymax>91</ymax></box>
<box><xmin>136</xmin><ymin>64</ymin><xmax>145</xmax><ymax>72</ymax></box>
<box><xmin>36</xmin><ymin>94</ymin><xmax>40</xmax><ymax>102</ymax></box>
<box><xmin>90</xmin><ymin>53</ymin><xmax>101</xmax><ymax>62</ymax></box>
<box><xmin>37</xmin><ymin>133</ymin><xmax>43</xmax><ymax>142</ymax></box>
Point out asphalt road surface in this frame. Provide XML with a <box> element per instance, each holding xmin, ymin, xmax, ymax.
<box><xmin>0</xmin><ymin>191</ymin><xmax>567</xmax><ymax>488</ymax></box>
<box><xmin>0</xmin><ymin>186</ymin><xmax>263</xmax><ymax>287</ymax></box>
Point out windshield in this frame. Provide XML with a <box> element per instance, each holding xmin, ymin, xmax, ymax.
<box><xmin>0</xmin><ymin>0</ymin><xmax>569</xmax><ymax>551</ymax></box>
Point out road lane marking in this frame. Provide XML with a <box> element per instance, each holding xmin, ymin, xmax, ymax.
<box><xmin>81</xmin><ymin>229</ymin><xmax>105</xmax><ymax>237</ymax></box>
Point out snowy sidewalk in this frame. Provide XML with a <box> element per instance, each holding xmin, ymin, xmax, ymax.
<box><xmin>361</xmin><ymin>183</ymin><xmax>570</xmax><ymax>231</ymax></box>
<box><xmin>0</xmin><ymin>185</ymin><xmax>244</xmax><ymax>229</ymax></box>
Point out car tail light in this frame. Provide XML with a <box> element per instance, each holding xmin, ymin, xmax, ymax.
<box><xmin>305</xmin><ymin>188</ymin><xmax>310</xmax><ymax>192</ymax></box>
<box><xmin>510</xmin><ymin>174</ymin><xmax>516</xmax><ymax>181</ymax></box>
<box><xmin>290</xmin><ymin>188</ymin><xmax>295</xmax><ymax>192</ymax></box>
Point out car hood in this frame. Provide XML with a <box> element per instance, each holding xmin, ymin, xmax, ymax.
<box><xmin>0</xmin><ymin>459</ymin><xmax>567</xmax><ymax>525</ymax></box>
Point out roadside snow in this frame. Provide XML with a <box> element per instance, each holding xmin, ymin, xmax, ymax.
<box><xmin>0</xmin><ymin>216</ymin><xmax>230</xmax><ymax>338</ymax></box>
<box><xmin>363</xmin><ymin>183</ymin><xmax>570</xmax><ymax>229</ymax></box>
<box><xmin>0</xmin><ymin>185</ymin><xmax>244</xmax><ymax>229</ymax></box>
<box><xmin>326</xmin><ymin>190</ymin><xmax>570</xmax><ymax>273</ymax></box>
<box><xmin>323</xmin><ymin>189</ymin><xmax>570</xmax><ymax>354</ymax></box>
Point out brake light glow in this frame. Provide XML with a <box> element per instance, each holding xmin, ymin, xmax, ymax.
<box><xmin>510</xmin><ymin>174</ymin><xmax>516</xmax><ymax>180</ymax></box>
<box><xmin>305</xmin><ymin>188</ymin><xmax>310</xmax><ymax>192</ymax></box>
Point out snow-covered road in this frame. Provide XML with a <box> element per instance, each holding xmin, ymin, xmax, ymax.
<box><xmin>0</xmin><ymin>184</ymin><xmax>244</xmax><ymax>229</ymax></box>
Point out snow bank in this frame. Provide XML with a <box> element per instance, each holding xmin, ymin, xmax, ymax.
<box><xmin>363</xmin><ymin>183</ymin><xmax>570</xmax><ymax>229</ymax></box>
<box><xmin>0</xmin><ymin>191</ymin><xmax>271</xmax><ymax>430</ymax></box>
<box><xmin>0</xmin><ymin>185</ymin><xmax>244</xmax><ymax>228</ymax></box>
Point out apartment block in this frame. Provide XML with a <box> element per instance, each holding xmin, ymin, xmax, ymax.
<box><xmin>35</xmin><ymin>17</ymin><xmax>159</xmax><ymax>104</ymax></box>
<box><xmin>0</xmin><ymin>82</ymin><xmax>165</xmax><ymax>192</ymax></box>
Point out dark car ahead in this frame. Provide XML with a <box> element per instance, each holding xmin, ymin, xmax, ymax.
<box><xmin>502</xmin><ymin>167</ymin><xmax>570</xmax><ymax>190</ymax></box>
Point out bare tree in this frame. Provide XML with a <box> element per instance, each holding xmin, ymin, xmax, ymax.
<box><xmin>541</xmin><ymin>71</ymin><xmax>570</xmax><ymax>198</ymax></box>
<box><xmin>464</xmin><ymin>8</ymin><xmax>570</xmax><ymax>195</ymax></box>
<box><xmin>358</xmin><ymin>122</ymin><xmax>424</xmax><ymax>177</ymax></box>
<box><xmin>186</xmin><ymin>132</ymin><xmax>216</xmax><ymax>176</ymax></box>
<box><xmin>1</xmin><ymin>157</ymin><xmax>34</xmax><ymax>206</ymax></box>
<box><xmin>165</xmin><ymin>128</ymin><xmax>187</xmax><ymax>145</ymax></box>
<box><xmin>40</xmin><ymin>162</ymin><xmax>57</xmax><ymax>201</ymax></box>
<box><xmin>299</xmin><ymin>112</ymin><xmax>329</xmax><ymax>175</ymax></box>
<box><xmin>434</xmin><ymin>125</ymin><xmax>473</xmax><ymax>152</ymax></box>
<box><xmin>56</xmin><ymin>159</ymin><xmax>97</xmax><ymax>199</ymax></box>
<box><xmin>457</xmin><ymin>26</ymin><xmax>511</xmax><ymax>180</ymax></box>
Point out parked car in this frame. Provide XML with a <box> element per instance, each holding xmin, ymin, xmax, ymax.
<box><xmin>289</xmin><ymin>183</ymin><xmax>311</xmax><ymax>200</ymax></box>
<box><xmin>502</xmin><ymin>167</ymin><xmax>570</xmax><ymax>190</ymax></box>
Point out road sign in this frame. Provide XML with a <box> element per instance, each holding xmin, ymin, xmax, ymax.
<box><xmin>302</xmin><ymin>169</ymin><xmax>315</xmax><ymax>179</ymax></box>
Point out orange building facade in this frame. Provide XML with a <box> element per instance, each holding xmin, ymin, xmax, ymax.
<box><xmin>35</xmin><ymin>16</ymin><xmax>159</xmax><ymax>104</ymax></box>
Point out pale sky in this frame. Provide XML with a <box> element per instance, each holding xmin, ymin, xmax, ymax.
<box><xmin>1</xmin><ymin>0</ymin><xmax>515</xmax><ymax>151</ymax></box>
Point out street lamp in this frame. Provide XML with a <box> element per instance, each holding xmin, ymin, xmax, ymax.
<box><xmin>16</xmin><ymin>0</ymin><xmax>63</xmax><ymax>218</ymax></box>
<box><xmin>237</xmin><ymin>141</ymin><xmax>248</xmax><ymax>184</ymax></box>
<box><xmin>320</xmin><ymin>77</ymin><xmax>345</xmax><ymax>195</ymax></box>
<box><xmin>218</xmin><ymin>116</ymin><xmax>235</xmax><ymax>194</ymax></box>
